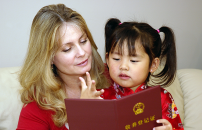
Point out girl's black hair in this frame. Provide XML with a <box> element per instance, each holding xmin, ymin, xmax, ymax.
<box><xmin>105</xmin><ymin>18</ymin><xmax>177</xmax><ymax>87</ymax></box>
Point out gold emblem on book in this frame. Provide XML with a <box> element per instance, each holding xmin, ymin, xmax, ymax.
<box><xmin>133</xmin><ymin>102</ymin><xmax>145</xmax><ymax>115</ymax></box>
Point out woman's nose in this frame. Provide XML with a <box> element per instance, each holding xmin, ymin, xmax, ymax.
<box><xmin>76</xmin><ymin>45</ymin><xmax>85</xmax><ymax>57</ymax></box>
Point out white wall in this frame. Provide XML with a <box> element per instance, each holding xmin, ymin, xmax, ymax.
<box><xmin>0</xmin><ymin>0</ymin><xmax>202</xmax><ymax>69</ymax></box>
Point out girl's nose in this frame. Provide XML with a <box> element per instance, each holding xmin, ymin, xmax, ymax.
<box><xmin>119</xmin><ymin>60</ymin><xmax>129</xmax><ymax>71</ymax></box>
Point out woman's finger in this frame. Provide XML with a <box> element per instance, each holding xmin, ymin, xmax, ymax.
<box><xmin>86</xmin><ymin>72</ymin><xmax>92</xmax><ymax>88</ymax></box>
<box><xmin>79</xmin><ymin>77</ymin><xmax>87</xmax><ymax>91</ymax></box>
<box><xmin>94</xmin><ymin>89</ymin><xmax>104</xmax><ymax>97</ymax></box>
<box><xmin>91</xmin><ymin>80</ymin><xmax>96</xmax><ymax>91</ymax></box>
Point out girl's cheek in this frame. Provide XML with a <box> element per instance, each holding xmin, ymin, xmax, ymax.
<box><xmin>109</xmin><ymin>64</ymin><xmax>118</xmax><ymax>74</ymax></box>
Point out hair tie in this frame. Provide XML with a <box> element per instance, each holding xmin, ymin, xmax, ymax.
<box><xmin>119</xmin><ymin>23</ymin><xmax>122</xmax><ymax>25</ymax></box>
<box><xmin>157</xmin><ymin>29</ymin><xmax>160</xmax><ymax>33</ymax></box>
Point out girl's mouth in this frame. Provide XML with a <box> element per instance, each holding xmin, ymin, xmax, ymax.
<box><xmin>119</xmin><ymin>74</ymin><xmax>130</xmax><ymax>80</ymax></box>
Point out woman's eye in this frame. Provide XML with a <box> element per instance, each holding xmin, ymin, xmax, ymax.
<box><xmin>81</xmin><ymin>39</ymin><xmax>87</xmax><ymax>44</ymax></box>
<box><xmin>113</xmin><ymin>58</ymin><xmax>120</xmax><ymax>61</ymax></box>
<box><xmin>63</xmin><ymin>48</ymin><xmax>71</xmax><ymax>52</ymax></box>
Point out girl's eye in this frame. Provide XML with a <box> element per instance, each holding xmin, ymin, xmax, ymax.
<box><xmin>130</xmin><ymin>60</ymin><xmax>138</xmax><ymax>63</ymax></box>
<box><xmin>63</xmin><ymin>48</ymin><xmax>71</xmax><ymax>52</ymax></box>
<box><xmin>113</xmin><ymin>58</ymin><xmax>120</xmax><ymax>61</ymax></box>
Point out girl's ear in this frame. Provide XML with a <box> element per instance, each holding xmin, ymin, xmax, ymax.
<box><xmin>105</xmin><ymin>53</ymin><xmax>109</xmax><ymax>66</ymax></box>
<box><xmin>150</xmin><ymin>58</ymin><xmax>160</xmax><ymax>73</ymax></box>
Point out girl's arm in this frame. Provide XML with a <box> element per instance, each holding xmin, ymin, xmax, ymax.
<box><xmin>154</xmin><ymin>89</ymin><xmax>184</xmax><ymax>130</ymax></box>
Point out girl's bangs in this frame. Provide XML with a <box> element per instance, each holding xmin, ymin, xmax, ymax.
<box><xmin>110</xmin><ymin>29</ymin><xmax>140</xmax><ymax>56</ymax></box>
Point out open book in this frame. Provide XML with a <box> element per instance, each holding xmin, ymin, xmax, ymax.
<box><xmin>65</xmin><ymin>85</ymin><xmax>162</xmax><ymax>130</ymax></box>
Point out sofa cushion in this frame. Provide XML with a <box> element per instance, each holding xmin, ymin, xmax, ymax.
<box><xmin>177</xmin><ymin>69</ymin><xmax>202</xmax><ymax>130</ymax></box>
<box><xmin>0</xmin><ymin>67</ymin><xmax>23</xmax><ymax>130</ymax></box>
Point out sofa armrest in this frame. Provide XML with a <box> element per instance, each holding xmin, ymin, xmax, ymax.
<box><xmin>177</xmin><ymin>69</ymin><xmax>202</xmax><ymax>130</ymax></box>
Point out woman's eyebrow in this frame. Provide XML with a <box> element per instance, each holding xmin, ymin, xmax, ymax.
<box><xmin>62</xmin><ymin>33</ymin><xmax>86</xmax><ymax>46</ymax></box>
<box><xmin>79</xmin><ymin>33</ymin><xmax>86</xmax><ymax>39</ymax></box>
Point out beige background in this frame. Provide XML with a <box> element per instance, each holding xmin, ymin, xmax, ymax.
<box><xmin>0</xmin><ymin>0</ymin><xmax>202</xmax><ymax>69</ymax></box>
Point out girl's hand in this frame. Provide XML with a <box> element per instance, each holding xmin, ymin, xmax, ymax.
<box><xmin>153</xmin><ymin>119</ymin><xmax>172</xmax><ymax>130</ymax></box>
<box><xmin>79</xmin><ymin>72</ymin><xmax>104</xmax><ymax>99</ymax></box>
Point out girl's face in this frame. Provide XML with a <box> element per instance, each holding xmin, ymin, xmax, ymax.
<box><xmin>53</xmin><ymin>22</ymin><xmax>92</xmax><ymax>77</ymax></box>
<box><xmin>106</xmin><ymin>41</ymin><xmax>155</xmax><ymax>88</ymax></box>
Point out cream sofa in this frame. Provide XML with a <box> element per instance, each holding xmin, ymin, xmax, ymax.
<box><xmin>0</xmin><ymin>67</ymin><xmax>202</xmax><ymax>130</ymax></box>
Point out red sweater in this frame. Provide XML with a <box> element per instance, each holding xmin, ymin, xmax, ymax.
<box><xmin>16</xmin><ymin>102</ymin><xmax>68</xmax><ymax>130</ymax></box>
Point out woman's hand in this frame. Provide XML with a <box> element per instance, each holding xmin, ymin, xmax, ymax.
<box><xmin>153</xmin><ymin>119</ymin><xmax>172</xmax><ymax>130</ymax></box>
<box><xmin>79</xmin><ymin>72</ymin><xmax>104</xmax><ymax>99</ymax></box>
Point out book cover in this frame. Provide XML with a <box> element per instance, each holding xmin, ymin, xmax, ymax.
<box><xmin>65</xmin><ymin>85</ymin><xmax>162</xmax><ymax>130</ymax></box>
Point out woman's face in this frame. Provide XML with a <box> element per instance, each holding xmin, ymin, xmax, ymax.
<box><xmin>53</xmin><ymin>22</ymin><xmax>92</xmax><ymax>77</ymax></box>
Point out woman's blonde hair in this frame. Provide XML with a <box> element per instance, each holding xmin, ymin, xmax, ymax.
<box><xmin>19</xmin><ymin>4</ymin><xmax>109</xmax><ymax>127</ymax></box>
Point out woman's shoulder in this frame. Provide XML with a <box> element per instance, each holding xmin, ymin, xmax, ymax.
<box><xmin>21</xmin><ymin>101</ymin><xmax>53</xmax><ymax>115</ymax></box>
<box><xmin>22</xmin><ymin>101</ymin><xmax>39</xmax><ymax>109</ymax></box>
<box><xmin>18</xmin><ymin>101</ymin><xmax>68</xmax><ymax>129</ymax></box>
<box><xmin>20</xmin><ymin>101</ymin><xmax>53</xmax><ymax>121</ymax></box>
<box><xmin>17</xmin><ymin>101</ymin><xmax>54</xmax><ymax>130</ymax></box>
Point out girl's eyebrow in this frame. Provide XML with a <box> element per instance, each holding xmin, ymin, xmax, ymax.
<box><xmin>112</xmin><ymin>51</ymin><xmax>122</xmax><ymax>55</ymax></box>
<box><xmin>131</xmin><ymin>53</ymin><xmax>144</xmax><ymax>58</ymax></box>
<box><xmin>112</xmin><ymin>51</ymin><xmax>143</xmax><ymax>58</ymax></box>
<box><xmin>112</xmin><ymin>50</ymin><xmax>143</xmax><ymax>58</ymax></box>
<box><xmin>112</xmin><ymin>52</ymin><xmax>119</xmax><ymax>54</ymax></box>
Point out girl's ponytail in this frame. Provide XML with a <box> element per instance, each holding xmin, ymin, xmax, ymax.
<box><xmin>105</xmin><ymin>18</ymin><xmax>121</xmax><ymax>53</ymax></box>
<box><xmin>157</xmin><ymin>26</ymin><xmax>177</xmax><ymax>87</ymax></box>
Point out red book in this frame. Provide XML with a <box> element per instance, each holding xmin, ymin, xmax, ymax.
<box><xmin>65</xmin><ymin>85</ymin><xmax>162</xmax><ymax>130</ymax></box>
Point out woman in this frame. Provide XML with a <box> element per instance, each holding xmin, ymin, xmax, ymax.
<box><xmin>17</xmin><ymin>4</ymin><xmax>109</xmax><ymax>130</ymax></box>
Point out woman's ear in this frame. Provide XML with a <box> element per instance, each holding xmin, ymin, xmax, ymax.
<box><xmin>150</xmin><ymin>58</ymin><xmax>160</xmax><ymax>73</ymax></box>
<box><xmin>51</xmin><ymin>56</ymin><xmax>55</xmax><ymax>65</ymax></box>
<box><xmin>105</xmin><ymin>53</ymin><xmax>109</xmax><ymax>66</ymax></box>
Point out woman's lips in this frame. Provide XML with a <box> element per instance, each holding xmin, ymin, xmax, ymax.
<box><xmin>77</xmin><ymin>59</ymin><xmax>88</xmax><ymax>66</ymax></box>
<box><xmin>119</xmin><ymin>74</ymin><xmax>130</xmax><ymax>80</ymax></box>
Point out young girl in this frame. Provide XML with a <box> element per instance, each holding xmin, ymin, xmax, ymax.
<box><xmin>102</xmin><ymin>18</ymin><xmax>184</xmax><ymax>130</ymax></box>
